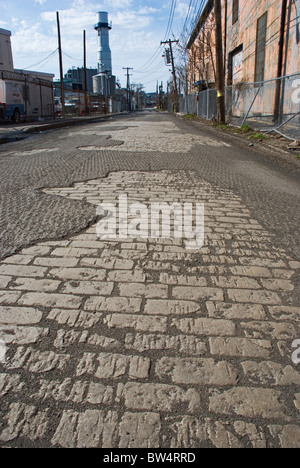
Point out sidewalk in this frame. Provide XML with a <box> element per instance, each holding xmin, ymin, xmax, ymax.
<box><xmin>0</xmin><ymin>112</ymin><xmax>126</xmax><ymax>145</ymax></box>
<box><xmin>176</xmin><ymin>113</ymin><xmax>300</xmax><ymax>173</ymax></box>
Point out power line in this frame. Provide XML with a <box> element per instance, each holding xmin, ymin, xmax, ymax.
<box><xmin>135</xmin><ymin>0</ymin><xmax>178</xmax><ymax>73</ymax></box>
<box><xmin>22</xmin><ymin>48</ymin><xmax>58</xmax><ymax>70</ymax></box>
<box><xmin>181</xmin><ymin>0</ymin><xmax>196</xmax><ymax>40</ymax></box>
<box><xmin>134</xmin><ymin>60</ymin><xmax>165</xmax><ymax>75</ymax></box>
<box><xmin>164</xmin><ymin>0</ymin><xmax>177</xmax><ymax>40</ymax></box>
<box><xmin>62</xmin><ymin>50</ymin><xmax>82</xmax><ymax>62</ymax></box>
<box><xmin>141</xmin><ymin>71</ymin><xmax>171</xmax><ymax>87</ymax></box>
<box><xmin>179</xmin><ymin>0</ymin><xmax>207</xmax><ymax>46</ymax></box>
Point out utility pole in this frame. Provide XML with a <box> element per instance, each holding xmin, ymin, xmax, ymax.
<box><xmin>83</xmin><ymin>30</ymin><xmax>88</xmax><ymax>115</ymax></box>
<box><xmin>161</xmin><ymin>39</ymin><xmax>179</xmax><ymax>113</ymax></box>
<box><xmin>56</xmin><ymin>11</ymin><xmax>65</xmax><ymax>118</ymax></box>
<box><xmin>213</xmin><ymin>0</ymin><xmax>226</xmax><ymax>123</ymax></box>
<box><xmin>273</xmin><ymin>0</ymin><xmax>288</xmax><ymax>124</ymax></box>
<box><xmin>123</xmin><ymin>67</ymin><xmax>133</xmax><ymax>112</ymax></box>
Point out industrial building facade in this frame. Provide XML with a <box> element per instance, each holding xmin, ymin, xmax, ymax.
<box><xmin>188</xmin><ymin>0</ymin><xmax>300</xmax><ymax>88</ymax></box>
<box><xmin>0</xmin><ymin>28</ymin><xmax>54</xmax><ymax>122</ymax></box>
<box><xmin>182</xmin><ymin>0</ymin><xmax>300</xmax><ymax>138</ymax></box>
<box><xmin>64</xmin><ymin>67</ymin><xmax>98</xmax><ymax>94</ymax></box>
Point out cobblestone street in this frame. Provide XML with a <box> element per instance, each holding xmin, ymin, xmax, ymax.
<box><xmin>0</xmin><ymin>111</ymin><xmax>299</xmax><ymax>448</ymax></box>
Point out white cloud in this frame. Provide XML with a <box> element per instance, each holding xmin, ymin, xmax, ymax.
<box><xmin>104</xmin><ymin>0</ymin><xmax>134</xmax><ymax>8</ymax></box>
<box><xmin>176</xmin><ymin>1</ymin><xmax>190</xmax><ymax>18</ymax></box>
<box><xmin>11</xmin><ymin>20</ymin><xmax>57</xmax><ymax>55</ymax></box>
<box><xmin>138</xmin><ymin>6</ymin><xmax>159</xmax><ymax>15</ymax></box>
<box><xmin>111</xmin><ymin>10</ymin><xmax>154</xmax><ymax>30</ymax></box>
<box><xmin>8</xmin><ymin>0</ymin><xmax>174</xmax><ymax>91</ymax></box>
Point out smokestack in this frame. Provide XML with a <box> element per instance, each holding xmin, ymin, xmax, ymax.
<box><xmin>94</xmin><ymin>11</ymin><xmax>112</xmax><ymax>75</ymax></box>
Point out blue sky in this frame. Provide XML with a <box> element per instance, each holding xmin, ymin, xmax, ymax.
<box><xmin>0</xmin><ymin>0</ymin><xmax>200</xmax><ymax>92</ymax></box>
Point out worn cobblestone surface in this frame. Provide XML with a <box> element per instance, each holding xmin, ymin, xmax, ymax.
<box><xmin>1</xmin><ymin>112</ymin><xmax>300</xmax><ymax>260</ymax></box>
<box><xmin>0</xmin><ymin>112</ymin><xmax>299</xmax><ymax>448</ymax></box>
<box><xmin>0</xmin><ymin>165</ymin><xmax>299</xmax><ymax>447</ymax></box>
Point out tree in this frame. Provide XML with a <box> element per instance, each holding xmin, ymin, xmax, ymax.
<box><xmin>131</xmin><ymin>83</ymin><xmax>146</xmax><ymax>109</ymax></box>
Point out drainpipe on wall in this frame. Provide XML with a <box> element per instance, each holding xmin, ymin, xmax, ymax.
<box><xmin>273</xmin><ymin>0</ymin><xmax>288</xmax><ymax>124</ymax></box>
<box><xmin>224</xmin><ymin>0</ymin><xmax>228</xmax><ymax>78</ymax></box>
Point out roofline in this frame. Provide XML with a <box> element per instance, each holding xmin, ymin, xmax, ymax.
<box><xmin>186</xmin><ymin>0</ymin><xmax>214</xmax><ymax>50</ymax></box>
<box><xmin>15</xmin><ymin>69</ymin><xmax>55</xmax><ymax>79</ymax></box>
<box><xmin>0</xmin><ymin>28</ymin><xmax>12</xmax><ymax>37</ymax></box>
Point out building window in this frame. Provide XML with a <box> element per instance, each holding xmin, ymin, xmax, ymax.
<box><xmin>232</xmin><ymin>0</ymin><xmax>239</xmax><ymax>25</ymax></box>
<box><xmin>255</xmin><ymin>12</ymin><xmax>268</xmax><ymax>83</ymax></box>
<box><xmin>228</xmin><ymin>45</ymin><xmax>243</xmax><ymax>86</ymax></box>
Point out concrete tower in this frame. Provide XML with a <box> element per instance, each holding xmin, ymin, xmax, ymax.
<box><xmin>93</xmin><ymin>11</ymin><xmax>116</xmax><ymax>99</ymax></box>
<box><xmin>94</xmin><ymin>12</ymin><xmax>112</xmax><ymax>75</ymax></box>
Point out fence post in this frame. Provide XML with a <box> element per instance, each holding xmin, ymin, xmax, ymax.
<box><xmin>241</xmin><ymin>84</ymin><xmax>262</xmax><ymax>127</ymax></box>
<box><xmin>39</xmin><ymin>81</ymin><xmax>43</xmax><ymax>118</ymax></box>
<box><xmin>207</xmin><ymin>90</ymin><xmax>209</xmax><ymax>120</ymax></box>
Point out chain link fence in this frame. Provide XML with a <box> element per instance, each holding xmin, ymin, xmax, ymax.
<box><xmin>0</xmin><ymin>68</ymin><xmax>128</xmax><ymax>124</ymax></box>
<box><xmin>178</xmin><ymin>73</ymin><xmax>300</xmax><ymax>141</ymax></box>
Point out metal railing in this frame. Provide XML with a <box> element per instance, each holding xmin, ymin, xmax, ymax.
<box><xmin>178</xmin><ymin>73</ymin><xmax>300</xmax><ymax>140</ymax></box>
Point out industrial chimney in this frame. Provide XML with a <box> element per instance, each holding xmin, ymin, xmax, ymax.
<box><xmin>93</xmin><ymin>11</ymin><xmax>116</xmax><ymax>99</ymax></box>
<box><xmin>94</xmin><ymin>12</ymin><xmax>112</xmax><ymax>75</ymax></box>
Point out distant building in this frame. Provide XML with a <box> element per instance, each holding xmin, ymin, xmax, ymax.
<box><xmin>0</xmin><ymin>28</ymin><xmax>14</xmax><ymax>71</ymax></box>
<box><xmin>64</xmin><ymin>67</ymin><xmax>98</xmax><ymax>93</ymax></box>
<box><xmin>186</xmin><ymin>0</ymin><xmax>300</xmax><ymax>122</ymax></box>
<box><xmin>0</xmin><ymin>28</ymin><xmax>54</xmax><ymax>121</ymax></box>
<box><xmin>146</xmin><ymin>93</ymin><xmax>157</xmax><ymax>108</ymax></box>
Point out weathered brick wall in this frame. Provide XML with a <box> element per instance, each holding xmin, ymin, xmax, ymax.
<box><xmin>188</xmin><ymin>0</ymin><xmax>300</xmax><ymax>89</ymax></box>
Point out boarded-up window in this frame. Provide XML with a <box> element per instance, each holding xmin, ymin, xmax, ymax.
<box><xmin>228</xmin><ymin>45</ymin><xmax>244</xmax><ymax>85</ymax></box>
<box><xmin>232</xmin><ymin>0</ymin><xmax>239</xmax><ymax>25</ymax></box>
<box><xmin>255</xmin><ymin>12</ymin><xmax>268</xmax><ymax>83</ymax></box>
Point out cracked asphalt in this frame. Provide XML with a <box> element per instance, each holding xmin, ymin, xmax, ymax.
<box><xmin>0</xmin><ymin>111</ymin><xmax>299</xmax><ymax>261</ymax></box>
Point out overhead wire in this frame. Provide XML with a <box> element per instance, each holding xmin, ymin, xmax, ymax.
<box><xmin>134</xmin><ymin>0</ymin><xmax>177</xmax><ymax>73</ymax></box>
<box><xmin>140</xmin><ymin>71</ymin><xmax>171</xmax><ymax>87</ymax></box>
<box><xmin>62</xmin><ymin>50</ymin><xmax>83</xmax><ymax>62</ymax></box>
<box><xmin>180</xmin><ymin>0</ymin><xmax>197</xmax><ymax>41</ymax></box>
<box><xmin>22</xmin><ymin>48</ymin><xmax>58</xmax><ymax>71</ymax></box>
<box><xmin>133</xmin><ymin>60</ymin><xmax>165</xmax><ymax>75</ymax></box>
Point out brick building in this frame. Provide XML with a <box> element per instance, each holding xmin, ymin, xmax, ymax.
<box><xmin>187</xmin><ymin>0</ymin><xmax>300</xmax><ymax>89</ymax></box>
